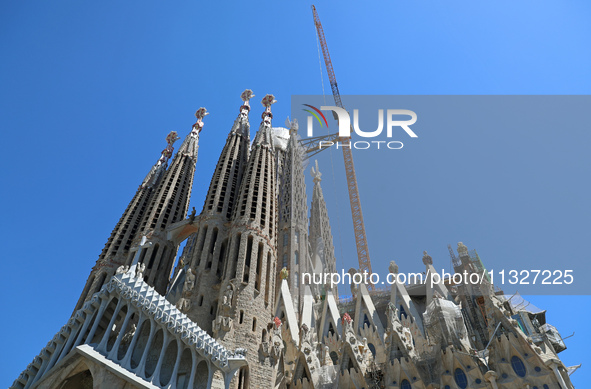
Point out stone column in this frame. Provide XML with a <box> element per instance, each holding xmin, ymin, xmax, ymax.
<box><xmin>546</xmin><ymin>359</ymin><xmax>570</xmax><ymax>389</ymax></box>
<box><xmin>484</xmin><ymin>370</ymin><xmax>499</xmax><ymax>389</ymax></box>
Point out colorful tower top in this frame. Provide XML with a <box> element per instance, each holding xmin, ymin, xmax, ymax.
<box><xmin>241</xmin><ymin>89</ymin><xmax>255</xmax><ymax>110</ymax></box>
<box><xmin>192</xmin><ymin>107</ymin><xmax>209</xmax><ymax>134</ymax></box>
<box><xmin>254</xmin><ymin>94</ymin><xmax>276</xmax><ymax>146</ymax></box>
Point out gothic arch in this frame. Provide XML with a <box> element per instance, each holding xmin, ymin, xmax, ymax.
<box><xmin>144</xmin><ymin>328</ymin><xmax>164</xmax><ymax>378</ymax></box>
<box><xmin>57</xmin><ymin>361</ymin><xmax>93</xmax><ymax>389</ymax></box>
<box><xmin>194</xmin><ymin>360</ymin><xmax>210</xmax><ymax>389</ymax></box>
<box><xmin>130</xmin><ymin>318</ymin><xmax>152</xmax><ymax>369</ymax></box>
<box><xmin>235</xmin><ymin>366</ymin><xmax>249</xmax><ymax>389</ymax></box>
<box><xmin>175</xmin><ymin>348</ymin><xmax>193</xmax><ymax>389</ymax></box>
<box><xmin>159</xmin><ymin>338</ymin><xmax>178</xmax><ymax>386</ymax></box>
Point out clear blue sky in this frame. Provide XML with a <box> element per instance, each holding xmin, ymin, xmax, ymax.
<box><xmin>1</xmin><ymin>1</ymin><xmax>589</xmax><ymax>386</ymax></box>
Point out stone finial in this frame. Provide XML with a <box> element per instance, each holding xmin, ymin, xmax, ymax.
<box><xmin>241</xmin><ymin>89</ymin><xmax>254</xmax><ymax>105</ymax></box>
<box><xmin>285</xmin><ymin>117</ymin><xmax>299</xmax><ymax>134</ymax></box>
<box><xmin>389</xmin><ymin>260</ymin><xmax>399</xmax><ymax>274</ymax></box>
<box><xmin>261</xmin><ymin>94</ymin><xmax>276</xmax><ymax>109</ymax></box>
<box><xmin>457</xmin><ymin>242</ymin><xmax>468</xmax><ymax>256</ymax></box>
<box><xmin>422</xmin><ymin>251</ymin><xmax>433</xmax><ymax>266</ymax></box>
<box><xmin>192</xmin><ymin>107</ymin><xmax>209</xmax><ymax>134</ymax></box>
<box><xmin>311</xmin><ymin>160</ymin><xmax>322</xmax><ymax>184</ymax></box>
<box><xmin>240</xmin><ymin>89</ymin><xmax>254</xmax><ymax>120</ymax></box>
<box><xmin>273</xmin><ymin>316</ymin><xmax>282</xmax><ymax>329</ymax></box>
<box><xmin>156</xmin><ymin>131</ymin><xmax>181</xmax><ymax>164</ymax></box>
<box><xmin>280</xmin><ymin>267</ymin><xmax>289</xmax><ymax>280</ymax></box>
<box><xmin>261</xmin><ymin>94</ymin><xmax>276</xmax><ymax>122</ymax></box>
<box><xmin>342</xmin><ymin>313</ymin><xmax>352</xmax><ymax>325</ymax></box>
<box><xmin>166</xmin><ymin>130</ymin><xmax>180</xmax><ymax>146</ymax></box>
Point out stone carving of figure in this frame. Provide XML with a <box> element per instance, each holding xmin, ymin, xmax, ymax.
<box><xmin>280</xmin><ymin>267</ymin><xmax>289</xmax><ymax>280</ymax></box>
<box><xmin>116</xmin><ymin>265</ymin><xmax>129</xmax><ymax>274</ymax></box>
<box><xmin>121</xmin><ymin>323</ymin><xmax>136</xmax><ymax>345</ymax></box>
<box><xmin>422</xmin><ymin>251</ymin><xmax>433</xmax><ymax>266</ymax></box>
<box><xmin>176</xmin><ymin>297</ymin><xmax>191</xmax><ymax>313</ymax></box>
<box><xmin>136</xmin><ymin>263</ymin><xmax>146</xmax><ymax>278</ymax></box>
<box><xmin>222</xmin><ymin>284</ymin><xmax>234</xmax><ymax>307</ymax></box>
<box><xmin>183</xmin><ymin>268</ymin><xmax>196</xmax><ymax>292</ymax></box>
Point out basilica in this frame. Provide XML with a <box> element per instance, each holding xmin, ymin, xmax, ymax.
<box><xmin>11</xmin><ymin>91</ymin><xmax>577</xmax><ymax>389</ymax></box>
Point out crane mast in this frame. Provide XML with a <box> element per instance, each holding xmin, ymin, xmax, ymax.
<box><xmin>310</xmin><ymin>5</ymin><xmax>374</xmax><ymax>289</ymax></box>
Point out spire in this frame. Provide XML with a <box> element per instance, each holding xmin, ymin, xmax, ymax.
<box><xmin>176</xmin><ymin>107</ymin><xmax>208</xmax><ymax>157</ymax></box>
<box><xmin>172</xmin><ymin>91</ymin><xmax>255</xmax><ymax>333</ymax></box>
<box><xmin>72</xmin><ymin>132</ymin><xmax>178</xmax><ymax>313</ymax></box>
<box><xmin>202</xmin><ymin>90</ymin><xmax>252</xmax><ymax>218</ymax></box>
<box><xmin>133</xmin><ymin>109</ymin><xmax>207</xmax><ymax>293</ymax></box>
<box><xmin>141</xmin><ymin>131</ymin><xmax>180</xmax><ymax>189</ymax></box>
<box><xmin>309</xmin><ymin>160</ymin><xmax>337</xmax><ymax>296</ymax></box>
<box><xmin>230</xmin><ymin>89</ymin><xmax>254</xmax><ymax>137</ymax></box>
<box><xmin>210</xmin><ymin>94</ymin><xmax>280</xmax><ymax>388</ymax></box>
<box><xmin>277</xmin><ymin>115</ymin><xmax>310</xmax><ymax>308</ymax></box>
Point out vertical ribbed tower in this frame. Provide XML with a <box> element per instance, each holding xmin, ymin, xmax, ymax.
<box><xmin>309</xmin><ymin>160</ymin><xmax>338</xmax><ymax>297</ymax></box>
<box><xmin>277</xmin><ymin>118</ymin><xmax>310</xmax><ymax>309</ymax></box>
<box><xmin>72</xmin><ymin>132</ymin><xmax>178</xmax><ymax>312</ymax></box>
<box><xmin>181</xmin><ymin>90</ymin><xmax>253</xmax><ymax>333</ymax></box>
<box><xmin>214</xmin><ymin>94</ymin><xmax>279</xmax><ymax>389</ymax></box>
<box><xmin>131</xmin><ymin>108</ymin><xmax>206</xmax><ymax>294</ymax></box>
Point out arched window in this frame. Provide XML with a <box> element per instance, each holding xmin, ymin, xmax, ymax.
<box><xmin>400</xmin><ymin>379</ymin><xmax>411</xmax><ymax>389</ymax></box>
<box><xmin>329</xmin><ymin>351</ymin><xmax>338</xmax><ymax>365</ymax></box>
<box><xmin>511</xmin><ymin>355</ymin><xmax>527</xmax><ymax>377</ymax></box>
<box><xmin>363</xmin><ymin>313</ymin><xmax>370</xmax><ymax>328</ymax></box>
<box><xmin>283</xmin><ymin>232</ymin><xmax>289</xmax><ymax>246</ymax></box>
<box><xmin>60</xmin><ymin>369</ymin><xmax>93</xmax><ymax>389</ymax></box>
<box><xmin>282</xmin><ymin>253</ymin><xmax>288</xmax><ymax>269</ymax></box>
<box><xmin>399</xmin><ymin>305</ymin><xmax>407</xmax><ymax>320</ymax></box>
<box><xmin>295</xmin><ymin>251</ymin><xmax>299</xmax><ymax>265</ymax></box>
<box><xmin>368</xmin><ymin>343</ymin><xmax>376</xmax><ymax>357</ymax></box>
<box><xmin>454</xmin><ymin>368</ymin><xmax>468</xmax><ymax>389</ymax></box>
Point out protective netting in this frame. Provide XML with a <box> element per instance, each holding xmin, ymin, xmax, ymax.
<box><xmin>272</xmin><ymin>127</ymin><xmax>290</xmax><ymax>150</ymax></box>
<box><xmin>540</xmin><ymin>323</ymin><xmax>566</xmax><ymax>353</ymax></box>
<box><xmin>423</xmin><ymin>298</ymin><xmax>469</xmax><ymax>349</ymax></box>
<box><xmin>316</xmin><ymin>365</ymin><xmax>337</xmax><ymax>388</ymax></box>
<box><xmin>501</xmin><ymin>293</ymin><xmax>543</xmax><ymax>314</ymax></box>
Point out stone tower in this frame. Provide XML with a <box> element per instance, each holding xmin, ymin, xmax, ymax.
<box><xmin>308</xmin><ymin>159</ymin><xmax>338</xmax><ymax>298</ymax></box>
<box><xmin>178</xmin><ymin>90</ymin><xmax>253</xmax><ymax>333</ymax></box>
<box><xmin>72</xmin><ymin>131</ymin><xmax>179</xmax><ymax>313</ymax></box>
<box><xmin>131</xmin><ymin>108</ymin><xmax>207</xmax><ymax>294</ymax></box>
<box><xmin>277</xmin><ymin>118</ymin><xmax>311</xmax><ymax>310</ymax></box>
<box><xmin>213</xmin><ymin>94</ymin><xmax>279</xmax><ymax>389</ymax></box>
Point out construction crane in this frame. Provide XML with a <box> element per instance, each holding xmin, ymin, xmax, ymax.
<box><xmin>302</xmin><ymin>5</ymin><xmax>374</xmax><ymax>289</ymax></box>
